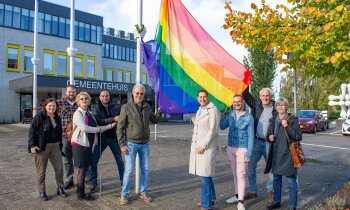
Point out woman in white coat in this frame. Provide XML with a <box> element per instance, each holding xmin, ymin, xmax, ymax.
<box><xmin>71</xmin><ymin>91</ymin><xmax>116</xmax><ymax>200</ymax></box>
<box><xmin>189</xmin><ymin>90</ymin><xmax>220</xmax><ymax>210</ymax></box>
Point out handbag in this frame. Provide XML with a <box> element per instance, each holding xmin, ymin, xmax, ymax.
<box><xmin>64</xmin><ymin>121</ymin><xmax>76</xmax><ymax>141</ymax></box>
<box><xmin>284</xmin><ymin>115</ymin><xmax>306</xmax><ymax>168</ymax></box>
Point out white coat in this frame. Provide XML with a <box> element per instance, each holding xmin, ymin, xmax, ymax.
<box><xmin>189</xmin><ymin>102</ymin><xmax>220</xmax><ymax>177</ymax></box>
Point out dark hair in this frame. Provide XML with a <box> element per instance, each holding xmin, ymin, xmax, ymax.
<box><xmin>66</xmin><ymin>84</ymin><xmax>76</xmax><ymax>91</ymax></box>
<box><xmin>42</xmin><ymin>98</ymin><xmax>58</xmax><ymax>114</ymax></box>
<box><xmin>197</xmin><ymin>90</ymin><xmax>208</xmax><ymax>97</ymax></box>
<box><xmin>233</xmin><ymin>94</ymin><xmax>243</xmax><ymax>99</ymax></box>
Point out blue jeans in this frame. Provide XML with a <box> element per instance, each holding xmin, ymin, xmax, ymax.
<box><xmin>91</xmin><ymin>137</ymin><xmax>125</xmax><ymax>186</ymax></box>
<box><xmin>201</xmin><ymin>176</ymin><xmax>216</xmax><ymax>209</ymax></box>
<box><xmin>248</xmin><ymin>138</ymin><xmax>274</xmax><ymax>193</ymax></box>
<box><xmin>62</xmin><ymin>138</ymin><xmax>74</xmax><ymax>182</ymax></box>
<box><xmin>121</xmin><ymin>141</ymin><xmax>150</xmax><ymax>196</ymax></box>
<box><xmin>273</xmin><ymin>174</ymin><xmax>298</xmax><ymax>209</ymax></box>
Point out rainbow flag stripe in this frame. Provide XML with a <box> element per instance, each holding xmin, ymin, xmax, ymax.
<box><xmin>142</xmin><ymin>0</ymin><xmax>251</xmax><ymax>114</ymax></box>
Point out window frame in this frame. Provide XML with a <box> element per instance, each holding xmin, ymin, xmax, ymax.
<box><xmin>142</xmin><ymin>72</ymin><xmax>149</xmax><ymax>84</ymax></box>
<box><xmin>74</xmin><ymin>54</ymin><xmax>84</xmax><ymax>78</ymax></box>
<box><xmin>43</xmin><ymin>49</ymin><xmax>54</xmax><ymax>75</ymax></box>
<box><xmin>125</xmin><ymin>70</ymin><xmax>132</xmax><ymax>83</ymax></box>
<box><xmin>117</xmin><ymin>69</ymin><xmax>124</xmax><ymax>82</ymax></box>
<box><xmin>23</xmin><ymin>46</ymin><xmax>34</xmax><ymax>73</ymax></box>
<box><xmin>86</xmin><ymin>56</ymin><xmax>96</xmax><ymax>79</ymax></box>
<box><xmin>7</xmin><ymin>44</ymin><xmax>20</xmax><ymax>72</ymax></box>
<box><xmin>57</xmin><ymin>51</ymin><xmax>68</xmax><ymax>76</ymax></box>
<box><xmin>103</xmin><ymin>68</ymin><xmax>114</xmax><ymax>81</ymax></box>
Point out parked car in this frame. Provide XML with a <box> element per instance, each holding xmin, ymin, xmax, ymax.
<box><xmin>342</xmin><ymin>116</ymin><xmax>350</xmax><ymax>135</ymax></box>
<box><xmin>297</xmin><ymin>110</ymin><xmax>327</xmax><ymax>133</ymax></box>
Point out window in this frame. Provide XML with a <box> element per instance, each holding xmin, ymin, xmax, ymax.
<box><xmin>97</xmin><ymin>26</ymin><xmax>102</xmax><ymax>44</ymax></box>
<box><xmin>114</xmin><ymin>45</ymin><xmax>117</xmax><ymax>59</ymax></box>
<box><xmin>65</xmin><ymin>19</ymin><xmax>70</xmax><ymax>38</ymax></box>
<box><xmin>58</xmin><ymin>52</ymin><xmax>68</xmax><ymax>76</ymax></box>
<box><xmin>102</xmin><ymin>43</ymin><xmax>105</xmax><ymax>57</ymax></box>
<box><xmin>142</xmin><ymin>72</ymin><xmax>149</xmax><ymax>84</ymax></box>
<box><xmin>21</xmin><ymin>8</ymin><xmax>29</xmax><ymax>30</ymax></box>
<box><xmin>43</xmin><ymin>49</ymin><xmax>54</xmax><ymax>74</ymax></box>
<box><xmin>58</xmin><ymin>17</ymin><xmax>65</xmax><ymax>37</ymax></box>
<box><xmin>126</xmin><ymin>48</ymin><xmax>130</xmax><ymax>61</ymax></box>
<box><xmin>103</xmin><ymin>68</ymin><xmax>114</xmax><ymax>81</ymax></box>
<box><xmin>29</xmin><ymin>10</ymin><xmax>34</xmax><ymax>31</ymax></box>
<box><xmin>78</xmin><ymin>22</ymin><xmax>84</xmax><ymax>41</ymax></box>
<box><xmin>0</xmin><ymin>3</ymin><xmax>4</xmax><ymax>25</ymax></box>
<box><xmin>74</xmin><ymin>54</ymin><xmax>84</xmax><ymax>77</ymax></box>
<box><xmin>52</xmin><ymin>16</ymin><xmax>58</xmax><ymax>35</ymax></box>
<box><xmin>86</xmin><ymin>56</ymin><xmax>96</xmax><ymax>78</ymax></box>
<box><xmin>130</xmin><ymin>48</ymin><xmax>134</xmax><ymax>62</ymax></box>
<box><xmin>38</xmin><ymin>12</ymin><xmax>44</xmax><ymax>33</ymax></box>
<box><xmin>85</xmin><ymin>23</ymin><xmax>90</xmax><ymax>42</ymax></box>
<box><xmin>91</xmin><ymin>25</ymin><xmax>96</xmax><ymax>43</ymax></box>
<box><xmin>122</xmin><ymin>47</ymin><xmax>126</xmax><ymax>60</ymax></box>
<box><xmin>117</xmin><ymin>46</ymin><xmax>122</xmax><ymax>59</ymax></box>
<box><xmin>74</xmin><ymin>21</ymin><xmax>78</xmax><ymax>40</ymax></box>
<box><xmin>106</xmin><ymin>44</ymin><xmax>110</xmax><ymax>57</ymax></box>
<box><xmin>13</xmin><ymin>7</ymin><xmax>20</xmax><ymax>28</ymax></box>
<box><xmin>133</xmin><ymin>49</ymin><xmax>137</xmax><ymax>62</ymax></box>
<box><xmin>110</xmin><ymin>45</ymin><xmax>114</xmax><ymax>58</ymax></box>
<box><xmin>44</xmin><ymin>14</ymin><xmax>51</xmax><ymax>34</ymax></box>
<box><xmin>24</xmin><ymin>46</ymin><xmax>33</xmax><ymax>73</ymax></box>
<box><xmin>125</xmin><ymin>71</ymin><xmax>132</xmax><ymax>83</ymax></box>
<box><xmin>117</xmin><ymin>70</ymin><xmax>124</xmax><ymax>82</ymax></box>
<box><xmin>4</xmin><ymin>5</ymin><xmax>12</xmax><ymax>27</ymax></box>
<box><xmin>7</xmin><ymin>44</ymin><xmax>20</xmax><ymax>71</ymax></box>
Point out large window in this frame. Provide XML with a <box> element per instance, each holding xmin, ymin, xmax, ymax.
<box><xmin>78</xmin><ymin>22</ymin><xmax>84</xmax><ymax>41</ymax></box>
<box><xmin>29</xmin><ymin>10</ymin><xmax>34</xmax><ymax>31</ymax></box>
<box><xmin>58</xmin><ymin>17</ymin><xmax>65</xmax><ymax>37</ymax></box>
<box><xmin>52</xmin><ymin>16</ymin><xmax>58</xmax><ymax>35</ymax></box>
<box><xmin>97</xmin><ymin>26</ymin><xmax>102</xmax><ymax>44</ymax></box>
<box><xmin>65</xmin><ymin>19</ymin><xmax>70</xmax><ymax>38</ymax></box>
<box><xmin>21</xmin><ymin>8</ymin><xmax>29</xmax><ymax>30</ymax></box>
<box><xmin>38</xmin><ymin>12</ymin><xmax>44</xmax><ymax>33</ymax></box>
<box><xmin>4</xmin><ymin>5</ymin><xmax>12</xmax><ymax>27</ymax></box>
<box><xmin>58</xmin><ymin>52</ymin><xmax>68</xmax><ymax>76</ymax></box>
<box><xmin>7</xmin><ymin>44</ymin><xmax>20</xmax><ymax>71</ymax></box>
<box><xmin>117</xmin><ymin>70</ymin><xmax>124</xmax><ymax>82</ymax></box>
<box><xmin>142</xmin><ymin>72</ymin><xmax>149</xmax><ymax>84</ymax></box>
<box><xmin>74</xmin><ymin>21</ymin><xmax>78</xmax><ymax>40</ymax></box>
<box><xmin>122</xmin><ymin>47</ymin><xmax>126</xmax><ymax>60</ymax></box>
<box><xmin>0</xmin><ymin>3</ymin><xmax>4</xmax><ymax>25</ymax></box>
<box><xmin>105</xmin><ymin>44</ymin><xmax>110</xmax><ymax>57</ymax></box>
<box><xmin>126</xmin><ymin>48</ymin><xmax>130</xmax><ymax>61</ymax></box>
<box><xmin>91</xmin><ymin>25</ymin><xmax>96</xmax><ymax>43</ymax></box>
<box><xmin>24</xmin><ymin>46</ymin><xmax>33</xmax><ymax>73</ymax></box>
<box><xmin>85</xmin><ymin>23</ymin><xmax>90</xmax><ymax>42</ymax></box>
<box><xmin>43</xmin><ymin>49</ymin><xmax>54</xmax><ymax>74</ymax></box>
<box><xmin>44</xmin><ymin>14</ymin><xmax>51</xmax><ymax>34</ymax></box>
<box><xmin>114</xmin><ymin>45</ymin><xmax>118</xmax><ymax>59</ymax></box>
<box><xmin>110</xmin><ymin>45</ymin><xmax>114</xmax><ymax>58</ymax></box>
<box><xmin>103</xmin><ymin>68</ymin><xmax>114</xmax><ymax>81</ymax></box>
<box><xmin>74</xmin><ymin>54</ymin><xmax>84</xmax><ymax>77</ymax></box>
<box><xmin>117</xmin><ymin>46</ymin><xmax>122</xmax><ymax>59</ymax></box>
<box><xmin>86</xmin><ymin>56</ymin><xmax>96</xmax><ymax>78</ymax></box>
<box><xmin>13</xmin><ymin>7</ymin><xmax>20</xmax><ymax>28</ymax></box>
<box><xmin>125</xmin><ymin>70</ymin><xmax>132</xmax><ymax>83</ymax></box>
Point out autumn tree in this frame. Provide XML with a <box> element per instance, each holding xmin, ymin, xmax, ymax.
<box><xmin>223</xmin><ymin>0</ymin><xmax>350</xmax><ymax>78</ymax></box>
<box><xmin>243</xmin><ymin>48</ymin><xmax>276</xmax><ymax>98</ymax></box>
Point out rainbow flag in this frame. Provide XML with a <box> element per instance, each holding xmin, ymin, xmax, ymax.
<box><xmin>142</xmin><ymin>0</ymin><xmax>251</xmax><ymax>114</ymax></box>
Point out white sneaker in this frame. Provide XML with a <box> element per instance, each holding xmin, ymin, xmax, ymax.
<box><xmin>237</xmin><ymin>202</ymin><xmax>246</xmax><ymax>210</ymax></box>
<box><xmin>226</xmin><ymin>195</ymin><xmax>239</xmax><ymax>204</ymax></box>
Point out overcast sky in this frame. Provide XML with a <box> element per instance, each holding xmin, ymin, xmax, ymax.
<box><xmin>45</xmin><ymin>0</ymin><xmax>285</xmax><ymax>91</ymax></box>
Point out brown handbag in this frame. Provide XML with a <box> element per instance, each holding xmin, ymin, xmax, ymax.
<box><xmin>284</xmin><ymin>115</ymin><xmax>306</xmax><ymax>168</ymax></box>
<box><xmin>64</xmin><ymin>121</ymin><xmax>76</xmax><ymax>141</ymax></box>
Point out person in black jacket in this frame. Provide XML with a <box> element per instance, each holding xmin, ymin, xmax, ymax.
<box><xmin>242</xmin><ymin>87</ymin><xmax>277</xmax><ymax>203</ymax></box>
<box><xmin>90</xmin><ymin>90</ymin><xmax>125</xmax><ymax>191</ymax></box>
<box><xmin>28</xmin><ymin>98</ymin><xmax>68</xmax><ymax>201</ymax></box>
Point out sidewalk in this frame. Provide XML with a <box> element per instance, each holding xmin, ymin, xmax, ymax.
<box><xmin>0</xmin><ymin>123</ymin><xmax>349</xmax><ymax>210</ymax></box>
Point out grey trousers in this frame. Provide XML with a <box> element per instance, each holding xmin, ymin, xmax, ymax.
<box><xmin>62</xmin><ymin>138</ymin><xmax>74</xmax><ymax>182</ymax></box>
<box><xmin>34</xmin><ymin>142</ymin><xmax>64</xmax><ymax>192</ymax></box>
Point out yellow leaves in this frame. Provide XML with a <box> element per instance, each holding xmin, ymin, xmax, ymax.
<box><xmin>330</xmin><ymin>56</ymin><xmax>338</xmax><ymax>64</ymax></box>
<box><xmin>324</xmin><ymin>22</ymin><xmax>335</xmax><ymax>31</ymax></box>
<box><xmin>335</xmin><ymin>5</ymin><xmax>344</xmax><ymax>12</ymax></box>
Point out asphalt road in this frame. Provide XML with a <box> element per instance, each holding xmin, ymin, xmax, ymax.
<box><xmin>0</xmin><ymin>123</ymin><xmax>349</xmax><ymax>210</ymax></box>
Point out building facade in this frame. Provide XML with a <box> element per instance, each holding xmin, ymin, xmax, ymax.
<box><xmin>0</xmin><ymin>0</ymin><xmax>151</xmax><ymax>123</ymax></box>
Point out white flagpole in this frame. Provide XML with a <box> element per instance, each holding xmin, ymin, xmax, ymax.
<box><xmin>31</xmin><ymin>0</ymin><xmax>39</xmax><ymax>116</ymax></box>
<box><xmin>67</xmin><ymin>0</ymin><xmax>77</xmax><ymax>85</ymax></box>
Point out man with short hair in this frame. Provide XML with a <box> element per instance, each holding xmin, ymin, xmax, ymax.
<box><xmin>241</xmin><ymin>87</ymin><xmax>277</xmax><ymax>204</ymax></box>
<box><xmin>117</xmin><ymin>84</ymin><xmax>162</xmax><ymax>205</ymax></box>
<box><xmin>57</xmin><ymin>84</ymin><xmax>78</xmax><ymax>189</ymax></box>
<box><xmin>90</xmin><ymin>90</ymin><xmax>125</xmax><ymax>191</ymax></box>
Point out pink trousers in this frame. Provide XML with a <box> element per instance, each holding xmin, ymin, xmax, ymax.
<box><xmin>227</xmin><ymin>146</ymin><xmax>247</xmax><ymax>201</ymax></box>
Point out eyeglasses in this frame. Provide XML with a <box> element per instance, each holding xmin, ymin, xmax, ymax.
<box><xmin>135</xmin><ymin>92</ymin><xmax>144</xmax><ymax>96</ymax></box>
<box><xmin>80</xmin><ymin>97</ymin><xmax>89</xmax><ymax>101</ymax></box>
<box><xmin>277</xmin><ymin>104</ymin><xmax>286</xmax><ymax>107</ymax></box>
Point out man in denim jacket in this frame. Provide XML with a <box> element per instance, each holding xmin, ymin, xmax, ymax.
<box><xmin>220</xmin><ymin>94</ymin><xmax>254</xmax><ymax>210</ymax></box>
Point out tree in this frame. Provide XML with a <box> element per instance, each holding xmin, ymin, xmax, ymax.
<box><xmin>223</xmin><ymin>0</ymin><xmax>350</xmax><ymax>78</ymax></box>
<box><xmin>243</xmin><ymin>48</ymin><xmax>277</xmax><ymax>98</ymax></box>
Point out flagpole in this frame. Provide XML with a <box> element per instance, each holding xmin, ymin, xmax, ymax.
<box><xmin>67</xmin><ymin>0</ymin><xmax>77</xmax><ymax>85</ymax></box>
<box><xmin>31</xmin><ymin>0</ymin><xmax>39</xmax><ymax>117</ymax></box>
<box><xmin>135</xmin><ymin>0</ymin><xmax>143</xmax><ymax>194</ymax></box>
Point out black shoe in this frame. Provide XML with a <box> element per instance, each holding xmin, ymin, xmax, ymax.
<box><xmin>57</xmin><ymin>186</ymin><xmax>68</xmax><ymax>197</ymax></box>
<box><xmin>266</xmin><ymin>202</ymin><xmax>281</xmax><ymax>209</ymax></box>
<box><xmin>76</xmin><ymin>186</ymin><xmax>94</xmax><ymax>201</ymax></box>
<box><xmin>90</xmin><ymin>182</ymin><xmax>97</xmax><ymax>192</ymax></box>
<box><xmin>39</xmin><ymin>192</ymin><xmax>48</xmax><ymax>201</ymax></box>
<box><xmin>64</xmin><ymin>181</ymin><xmax>74</xmax><ymax>190</ymax></box>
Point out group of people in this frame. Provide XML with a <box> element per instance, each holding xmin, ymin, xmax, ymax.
<box><xmin>28</xmin><ymin>84</ymin><xmax>161</xmax><ymax>203</ymax></box>
<box><xmin>28</xmin><ymin>83</ymin><xmax>301</xmax><ymax>209</ymax></box>
<box><xmin>190</xmin><ymin>88</ymin><xmax>302</xmax><ymax>210</ymax></box>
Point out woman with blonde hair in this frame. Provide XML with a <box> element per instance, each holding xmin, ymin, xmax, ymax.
<box><xmin>71</xmin><ymin>92</ymin><xmax>116</xmax><ymax>200</ymax></box>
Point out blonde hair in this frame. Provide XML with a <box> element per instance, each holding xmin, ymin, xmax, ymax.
<box><xmin>76</xmin><ymin>91</ymin><xmax>91</xmax><ymax>106</ymax></box>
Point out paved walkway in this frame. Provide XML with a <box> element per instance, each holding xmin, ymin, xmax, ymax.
<box><xmin>0</xmin><ymin>123</ymin><xmax>349</xmax><ymax>210</ymax></box>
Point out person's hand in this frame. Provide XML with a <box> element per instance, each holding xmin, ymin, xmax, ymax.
<box><xmin>30</xmin><ymin>146</ymin><xmax>40</xmax><ymax>154</ymax></box>
<box><xmin>111</xmin><ymin>122</ymin><xmax>117</xmax><ymax>128</ymax></box>
<box><xmin>281</xmin><ymin>119</ymin><xmax>288</xmax><ymax>127</ymax></box>
<box><xmin>196</xmin><ymin>146</ymin><xmax>205</xmax><ymax>154</ymax></box>
<box><xmin>121</xmin><ymin>145</ymin><xmax>129</xmax><ymax>155</ymax></box>
<box><xmin>114</xmin><ymin>116</ymin><xmax>119</xmax><ymax>123</ymax></box>
<box><xmin>99</xmin><ymin>127</ymin><xmax>106</xmax><ymax>133</ymax></box>
<box><xmin>157</xmin><ymin>107</ymin><xmax>162</xmax><ymax>113</ymax></box>
<box><xmin>244</xmin><ymin>157</ymin><xmax>250</xmax><ymax>163</ymax></box>
<box><xmin>269</xmin><ymin>135</ymin><xmax>275</xmax><ymax>141</ymax></box>
<box><xmin>191</xmin><ymin>115</ymin><xmax>196</xmax><ymax>123</ymax></box>
<box><xmin>223</xmin><ymin>107</ymin><xmax>231</xmax><ymax>115</ymax></box>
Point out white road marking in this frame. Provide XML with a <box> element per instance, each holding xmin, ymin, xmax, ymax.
<box><xmin>302</xmin><ymin>143</ymin><xmax>350</xmax><ymax>151</ymax></box>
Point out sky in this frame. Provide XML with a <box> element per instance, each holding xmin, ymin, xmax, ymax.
<box><xmin>46</xmin><ymin>0</ymin><xmax>285</xmax><ymax>90</ymax></box>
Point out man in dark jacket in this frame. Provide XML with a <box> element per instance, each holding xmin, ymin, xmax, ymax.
<box><xmin>90</xmin><ymin>90</ymin><xmax>125</xmax><ymax>191</ymax></box>
<box><xmin>117</xmin><ymin>84</ymin><xmax>162</xmax><ymax>205</ymax></box>
<box><xmin>241</xmin><ymin>87</ymin><xmax>277</xmax><ymax>204</ymax></box>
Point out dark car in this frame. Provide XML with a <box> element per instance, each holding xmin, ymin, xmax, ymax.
<box><xmin>297</xmin><ymin>110</ymin><xmax>327</xmax><ymax>133</ymax></box>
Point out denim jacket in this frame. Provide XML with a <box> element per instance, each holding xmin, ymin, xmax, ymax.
<box><xmin>219</xmin><ymin>111</ymin><xmax>254</xmax><ymax>158</ymax></box>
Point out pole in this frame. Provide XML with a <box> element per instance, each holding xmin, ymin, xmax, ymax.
<box><xmin>293</xmin><ymin>68</ymin><xmax>297</xmax><ymax>114</ymax></box>
<box><xmin>154</xmin><ymin>93</ymin><xmax>157</xmax><ymax>141</ymax></box>
<box><xmin>135</xmin><ymin>0</ymin><xmax>143</xmax><ymax>194</ymax></box>
<box><xmin>67</xmin><ymin>0</ymin><xmax>77</xmax><ymax>85</ymax></box>
<box><xmin>31</xmin><ymin>0</ymin><xmax>39</xmax><ymax>116</ymax></box>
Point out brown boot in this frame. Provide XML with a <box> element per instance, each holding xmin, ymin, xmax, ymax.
<box><xmin>244</xmin><ymin>192</ymin><xmax>257</xmax><ymax>200</ymax></box>
<box><xmin>268</xmin><ymin>191</ymin><xmax>274</xmax><ymax>204</ymax></box>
